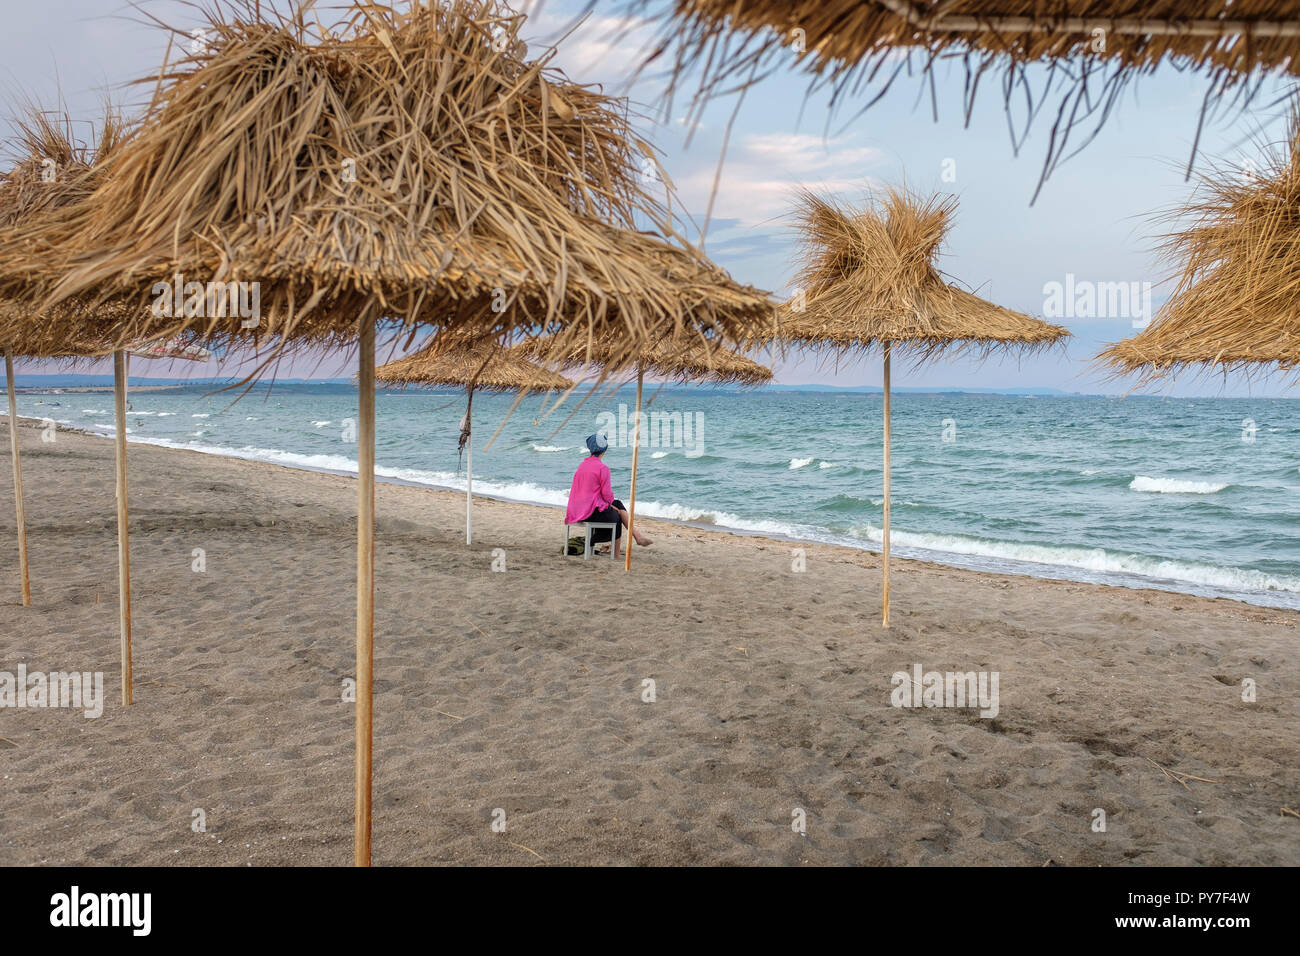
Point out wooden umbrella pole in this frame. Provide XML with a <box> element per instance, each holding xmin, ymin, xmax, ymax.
<box><xmin>881</xmin><ymin>341</ymin><xmax>892</xmax><ymax>628</ymax></box>
<box><xmin>5</xmin><ymin>351</ymin><xmax>30</xmax><ymax>607</ymax></box>
<box><xmin>465</xmin><ymin>388</ymin><xmax>473</xmax><ymax>546</ymax></box>
<box><xmin>355</xmin><ymin>324</ymin><xmax>376</xmax><ymax>867</ymax></box>
<box><xmin>113</xmin><ymin>351</ymin><xmax>133</xmax><ymax>703</ymax></box>
<box><xmin>624</xmin><ymin>366</ymin><xmax>643</xmax><ymax>571</ymax></box>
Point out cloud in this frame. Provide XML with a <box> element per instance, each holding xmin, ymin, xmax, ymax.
<box><xmin>742</xmin><ymin>132</ymin><xmax>883</xmax><ymax>171</ymax></box>
<box><xmin>672</xmin><ymin>132</ymin><xmax>886</xmax><ymax>227</ymax></box>
<box><xmin>519</xmin><ymin>6</ymin><xmax>660</xmax><ymax>92</ymax></box>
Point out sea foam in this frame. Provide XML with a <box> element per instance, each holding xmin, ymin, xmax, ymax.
<box><xmin>853</xmin><ymin>523</ymin><xmax>1300</xmax><ymax>595</ymax></box>
<box><xmin>1130</xmin><ymin>475</ymin><xmax>1228</xmax><ymax>495</ymax></box>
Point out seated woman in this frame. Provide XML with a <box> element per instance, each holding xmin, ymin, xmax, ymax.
<box><xmin>565</xmin><ymin>432</ymin><xmax>652</xmax><ymax>557</ymax></box>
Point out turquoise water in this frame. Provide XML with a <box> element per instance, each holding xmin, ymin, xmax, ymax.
<box><xmin>11</xmin><ymin>381</ymin><xmax>1300</xmax><ymax>609</ymax></box>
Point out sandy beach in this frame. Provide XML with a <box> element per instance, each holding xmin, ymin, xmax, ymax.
<box><xmin>0</xmin><ymin>416</ymin><xmax>1296</xmax><ymax>866</ymax></box>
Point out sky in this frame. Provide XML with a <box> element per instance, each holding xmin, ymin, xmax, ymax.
<box><xmin>3</xmin><ymin>0</ymin><xmax>1297</xmax><ymax>395</ymax></box>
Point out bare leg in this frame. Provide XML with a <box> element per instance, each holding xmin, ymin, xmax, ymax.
<box><xmin>615</xmin><ymin>506</ymin><xmax>652</xmax><ymax>547</ymax></box>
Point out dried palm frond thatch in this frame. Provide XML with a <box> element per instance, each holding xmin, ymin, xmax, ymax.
<box><xmin>0</xmin><ymin>105</ymin><xmax>139</xmax><ymax>613</ymax></box>
<box><xmin>377</xmin><ymin>336</ymin><xmax>575</xmax><ymax>392</ymax></box>
<box><xmin>0</xmin><ymin>106</ymin><xmax>207</xmax><ymax>704</ymax></box>
<box><xmin>0</xmin><ymin>105</ymin><xmax>138</xmax><ymax>359</ymax></box>
<box><xmin>0</xmin><ymin>104</ymin><xmax>129</xmax><ymax>229</ymax></box>
<box><xmin>1098</xmin><ymin>113</ymin><xmax>1300</xmax><ymax>383</ymax></box>
<box><xmin>626</xmin><ymin>0</ymin><xmax>1300</xmax><ymax>200</ymax></box>
<box><xmin>0</xmin><ymin>0</ymin><xmax>771</xmax><ymax>368</ymax></box>
<box><xmin>764</xmin><ymin>187</ymin><xmax>1068</xmax><ymax>359</ymax></box>
<box><xmin>517</xmin><ymin>332</ymin><xmax>774</xmax><ymax>385</ymax></box>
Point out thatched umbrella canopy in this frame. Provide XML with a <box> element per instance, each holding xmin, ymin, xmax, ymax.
<box><xmin>519</xmin><ymin>332</ymin><xmax>774</xmax><ymax>385</ymax></box>
<box><xmin>377</xmin><ymin>338</ymin><xmax>575</xmax><ymax>391</ymax></box>
<box><xmin>0</xmin><ymin>106</ymin><xmax>142</xmax><ymax>625</ymax></box>
<box><xmin>0</xmin><ymin>0</ymin><xmax>772</xmax><ymax>365</ymax></box>
<box><xmin>636</xmin><ymin>1</ymin><xmax>1300</xmax><ymax>84</ymax></box>
<box><xmin>519</xmin><ymin>331</ymin><xmax>772</xmax><ymax>568</ymax></box>
<box><xmin>1098</xmin><ymin>119</ymin><xmax>1300</xmax><ymax>383</ymax></box>
<box><xmin>630</xmin><ymin>1</ymin><xmax>1300</xmax><ymax>198</ymax></box>
<box><xmin>0</xmin><ymin>0</ymin><xmax>772</xmax><ymax>866</ymax></box>
<box><xmin>763</xmin><ymin>186</ymin><xmax>1068</xmax><ymax>626</ymax></box>
<box><xmin>0</xmin><ymin>107</ymin><xmax>137</xmax><ymax>357</ymax></box>
<box><xmin>763</xmin><ymin>189</ymin><xmax>1068</xmax><ymax>354</ymax></box>
<box><xmin>377</xmin><ymin>334</ymin><xmax>574</xmax><ymax>544</ymax></box>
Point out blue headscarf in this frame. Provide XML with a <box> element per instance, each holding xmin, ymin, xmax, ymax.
<box><xmin>586</xmin><ymin>432</ymin><xmax>609</xmax><ymax>455</ymax></box>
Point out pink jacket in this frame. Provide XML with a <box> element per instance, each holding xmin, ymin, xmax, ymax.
<box><xmin>566</xmin><ymin>455</ymin><xmax>614</xmax><ymax>524</ymax></box>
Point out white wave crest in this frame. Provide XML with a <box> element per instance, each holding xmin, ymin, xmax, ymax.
<box><xmin>1130</xmin><ymin>475</ymin><xmax>1228</xmax><ymax>495</ymax></box>
<box><xmin>854</xmin><ymin>523</ymin><xmax>1300</xmax><ymax>595</ymax></box>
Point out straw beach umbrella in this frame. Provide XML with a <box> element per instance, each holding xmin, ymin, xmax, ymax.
<box><xmin>0</xmin><ymin>106</ymin><xmax>166</xmax><ymax>703</ymax></box>
<box><xmin>635</xmin><ymin>1</ymin><xmax>1300</xmax><ymax>87</ymax></box>
<box><xmin>0</xmin><ymin>0</ymin><xmax>771</xmax><ymax>865</ymax></box>
<box><xmin>0</xmin><ymin>107</ymin><xmax>134</xmax><ymax>614</ymax></box>
<box><xmin>376</xmin><ymin>334</ymin><xmax>574</xmax><ymax>544</ymax></box>
<box><xmin>1098</xmin><ymin>116</ymin><xmax>1300</xmax><ymax>382</ymax></box>
<box><xmin>759</xmin><ymin>187</ymin><xmax>1068</xmax><ymax>626</ymax></box>
<box><xmin>520</xmin><ymin>333</ymin><xmax>772</xmax><ymax>569</ymax></box>
<box><xmin>630</xmin><ymin>1</ymin><xmax>1300</xmax><ymax>195</ymax></box>
<box><xmin>0</xmin><ymin>3</ymin><xmax>772</xmax><ymax>364</ymax></box>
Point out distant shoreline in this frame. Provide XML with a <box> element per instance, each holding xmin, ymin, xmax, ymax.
<box><xmin>9</xmin><ymin>377</ymin><xmax>1296</xmax><ymax>399</ymax></box>
<box><xmin>14</xmin><ymin>385</ymin><xmax>185</xmax><ymax>394</ymax></box>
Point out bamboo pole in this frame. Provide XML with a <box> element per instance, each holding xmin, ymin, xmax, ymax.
<box><xmin>881</xmin><ymin>341</ymin><xmax>891</xmax><ymax>629</ymax></box>
<box><xmin>113</xmin><ymin>351</ymin><xmax>133</xmax><ymax>704</ymax></box>
<box><xmin>5</xmin><ymin>351</ymin><xmax>30</xmax><ymax>607</ymax></box>
<box><xmin>355</xmin><ymin>324</ymin><xmax>376</xmax><ymax>867</ymax></box>
<box><xmin>624</xmin><ymin>366</ymin><xmax>643</xmax><ymax>571</ymax></box>
<box><xmin>465</xmin><ymin>389</ymin><xmax>473</xmax><ymax>546</ymax></box>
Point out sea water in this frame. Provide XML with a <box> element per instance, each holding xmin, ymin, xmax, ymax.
<box><xmin>10</xmin><ymin>381</ymin><xmax>1300</xmax><ymax>609</ymax></box>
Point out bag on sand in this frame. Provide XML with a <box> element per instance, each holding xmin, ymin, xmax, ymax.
<box><xmin>566</xmin><ymin>536</ymin><xmax>585</xmax><ymax>556</ymax></box>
